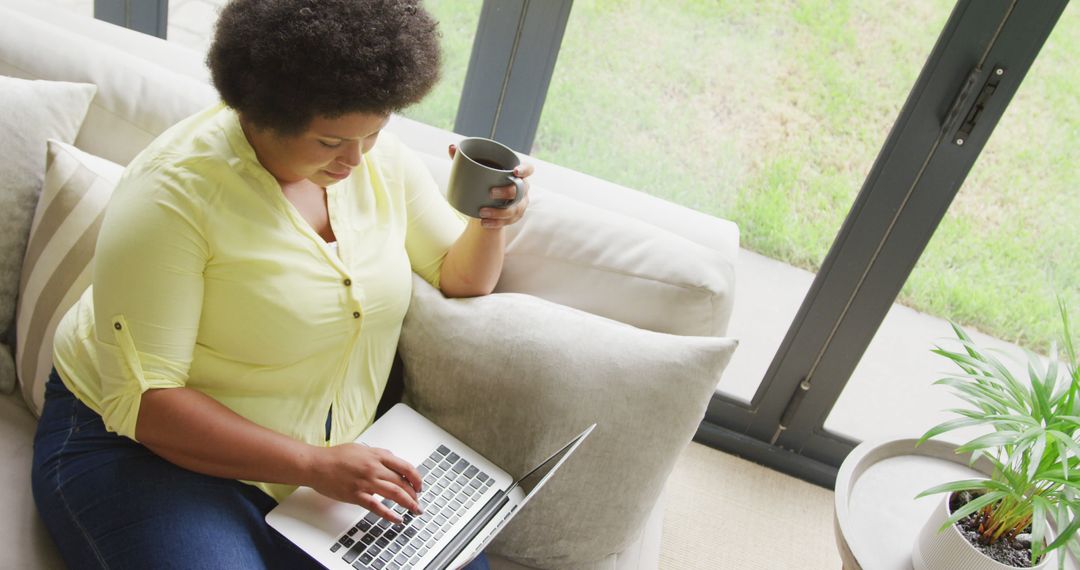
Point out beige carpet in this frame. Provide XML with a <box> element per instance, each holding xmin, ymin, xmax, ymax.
<box><xmin>660</xmin><ymin>442</ymin><xmax>842</xmax><ymax>569</ymax></box>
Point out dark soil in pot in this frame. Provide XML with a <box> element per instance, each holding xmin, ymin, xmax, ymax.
<box><xmin>950</xmin><ymin>491</ymin><xmax>1042</xmax><ymax>568</ymax></box>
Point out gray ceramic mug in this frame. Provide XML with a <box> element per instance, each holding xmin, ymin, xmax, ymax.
<box><xmin>446</xmin><ymin>137</ymin><xmax>526</xmax><ymax>218</ymax></box>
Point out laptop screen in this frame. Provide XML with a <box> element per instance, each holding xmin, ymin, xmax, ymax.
<box><xmin>431</xmin><ymin>424</ymin><xmax>596</xmax><ymax>569</ymax></box>
<box><xmin>509</xmin><ymin>424</ymin><xmax>595</xmax><ymax>496</ymax></box>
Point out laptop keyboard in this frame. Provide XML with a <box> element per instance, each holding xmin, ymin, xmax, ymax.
<box><xmin>330</xmin><ymin>444</ymin><xmax>495</xmax><ymax>569</ymax></box>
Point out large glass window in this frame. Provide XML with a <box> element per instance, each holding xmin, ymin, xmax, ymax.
<box><xmin>532</xmin><ymin>0</ymin><xmax>954</xmax><ymax>403</ymax></box>
<box><xmin>398</xmin><ymin>0</ymin><xmax>483</xmax><ymax>131</ymax></box>
<box><xmin>827</xmin><ymin>4</ymin><xmax>1079</xmax><ymax>442</ymax></box>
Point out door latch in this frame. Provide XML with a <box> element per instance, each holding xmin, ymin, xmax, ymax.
<box><xmin>952</xmin><ymin>66</ymin><xmax>1006</xmax><ymax>146</ymax></box>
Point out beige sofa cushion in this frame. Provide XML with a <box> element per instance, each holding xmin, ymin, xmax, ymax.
<box><xmin>16</xmin><ymin>141</ymin><xmax>121</xmax><ymax>414</ymax></box>
<box><xmin>0</xmin><ymin>2</ymin><xmax>216</xmax><ymax>166</ymax></box>
<box><xmin>400</xmin><ymin>275</ymin><xmax>737</xmax><ymax>569</ymax></box>
<box><xmin>0</xmin><ymin>392</ymin><xmax>63</xmax><ymax>568</ymax></box>
<box><xmin>496</xmin><ymin>187</ymin><xmax>735</xmax><ymax>337</ymax></box>
<box><xmin>0</xmin><ymin>76</ymin><xmax>96</xmax><ymax>395</ymax></box>
<box><xmin>411</xmin><ymin>150</ymin><xmax>735</xmax><ymax>338</ymax></box>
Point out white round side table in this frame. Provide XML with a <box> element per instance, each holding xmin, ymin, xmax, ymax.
<box><xmin>834</xmin><ymin>438</ymin><xmax>991</xmax><ymax>570</ymax></box>
<box><xmin>834</xmin><ymin>438</ymin><xmax>1080</xmax><ymax>569</ymax></box>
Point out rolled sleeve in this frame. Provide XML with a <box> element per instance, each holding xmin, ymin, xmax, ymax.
<box><xmin>399</xmin><ymin>145</ymin><xmax>466</xmax><ymax>289</ymax></box>
<box><xmin>91</xmin><ymin>171</ymin><xmax>209</xmax><ymax>440</ymax></box>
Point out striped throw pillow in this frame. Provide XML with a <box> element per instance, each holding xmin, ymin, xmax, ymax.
<box><xmin>15</xmin><ymin>140</ymin><xmax>121</xmax><ymax>415</ymax></box>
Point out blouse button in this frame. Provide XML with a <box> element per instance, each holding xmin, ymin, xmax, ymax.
<box><xmin>343</xmin><ymin>278</ymin><xmax>352</xmax><ymax>286</ymax></box>
<box><xmin>114</xmin><ymin>322</ymin><xmax>122</xmax><ymax>330</ymax></box>
<box><xmin>352</xmin><ymin>311</ymin><xmax>361</xmax><ymax>319</ymax></box>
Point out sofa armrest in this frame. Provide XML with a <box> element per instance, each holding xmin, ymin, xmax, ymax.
<box><xmin>0</xmin><ymin>392</ymin><xmax>64</xmax><ymax>569</ymax></box>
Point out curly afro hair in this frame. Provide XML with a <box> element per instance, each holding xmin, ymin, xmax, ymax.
<box><xmin>207</xmin><ymin>0</ymin><xmax>441</xmax><ymax>135</ymax></box>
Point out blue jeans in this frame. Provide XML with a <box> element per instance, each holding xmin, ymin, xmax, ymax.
<box><xmin>32</xmin><ymin>368</ymin><xmax>490</xmax><ymax>570</ymax></box>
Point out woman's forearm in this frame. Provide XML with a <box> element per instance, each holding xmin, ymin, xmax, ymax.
<box><xmin>439</xmin><ymin>219</ymin><xmax>505</xmax><ymax>298</ymax></box>
<box><xmin>135</xmin><ymin>387</ymin><xmax>318</xmax><ymax>486</ymax></box>
<box><xmin>134</xmin><ymin>387</ymin><xmax>424</xmax><ymax>520</ymax></box>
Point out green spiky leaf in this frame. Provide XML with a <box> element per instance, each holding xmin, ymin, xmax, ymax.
<box><xmin>919</xmin><ymin>303</ymin><xmax>1080</xmax><ymax>561</ymax></box>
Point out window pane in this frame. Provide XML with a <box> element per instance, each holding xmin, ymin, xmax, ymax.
<box><xmin>827</xmin><ymin>4</ymin><xmax>1079</xmax><ymax>442</ymax></box>
<box><xmin>397</xmin><ymin>0</ymin><xmax>483</xmax><ymax>130</ymax></box>
<box><xmin>533</xmin><ymin>0</ymin><xmax>953</xmax><ymax>402</ymax></box>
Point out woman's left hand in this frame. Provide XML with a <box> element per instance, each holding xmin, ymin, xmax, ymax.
<box><xmin>448</xmin><ymin>144</ymin><xmax>532</xmax><ymax>230</ymax></box>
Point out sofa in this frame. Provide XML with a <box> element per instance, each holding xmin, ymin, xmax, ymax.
<box><xmin>0</xmin><ymin>1</ymin><xmax>740</xmax><ymax>569</ymax></box>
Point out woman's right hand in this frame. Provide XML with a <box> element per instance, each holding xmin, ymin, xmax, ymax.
<box><xmin>307</xmin><ymin>443</ymin><xmax>424</xmax><ymax>523</ymax></box>
<box><xmin>132</xmin><ymin>388</ymin><xmax>423</xmax><ymax>524</ymax></box>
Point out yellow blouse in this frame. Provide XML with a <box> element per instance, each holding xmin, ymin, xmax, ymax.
<box><xmin>52</xmin><ymin>103</ymin><xmax>465</xmax><ymax>500</ymax></box>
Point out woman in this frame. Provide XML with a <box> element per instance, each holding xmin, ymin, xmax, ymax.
<box><xmin>30</xmin><ymin>0</ymin><xmax>530</xmax><ymax>568</ymax></box>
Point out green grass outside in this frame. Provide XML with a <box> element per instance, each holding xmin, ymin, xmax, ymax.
<box><xmin>403</xmin><ymin>0</ymin><xmax>1079</xmax><ymax>354</ymax></box>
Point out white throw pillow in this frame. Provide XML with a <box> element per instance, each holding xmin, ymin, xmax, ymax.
<box><xmin>0</xmin><ymin>76</ymin><xmax>97</xmax><ymax>394</ymax></box>
<box><xmin>400</xmin><ymin>275</ymin><xmax>737</xmax><ymax>569</ymax></box>
<box><xmin>497</xmin><ymin>187</ymin><xmax>735</xmax><ymax>338</ymax></box>
<box><xmin>15</xmin><ymin>141</ymin><xmax>121</xmax><ymax>414</ymax></box>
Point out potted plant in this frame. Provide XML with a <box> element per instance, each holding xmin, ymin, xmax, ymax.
<box><xmin>914</xmin><ymin>299</ymin><xmax>1080</xmax><ymax>569</ymax></box>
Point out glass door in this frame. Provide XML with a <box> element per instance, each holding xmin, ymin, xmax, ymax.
<box><xmin>398</xmin><ymin>0</ymin><xmax>485</xmax><ymax>131</ymax></box>
<box><xmin>754</xmin><ymin>0</ymin><xmax>1071</xmax><ymax>483</ymax></box>
<box><xmin>531</xmin><ymin>0</ymin><xmax>955</xmax><ymax>408</ymax></box>
<box><xmin>826</xmin><ymin>4</ymin><xmax>1079</xmax><ymax>445</ymax></box>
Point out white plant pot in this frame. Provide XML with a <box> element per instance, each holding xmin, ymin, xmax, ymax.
<box><xmin>912</xmin><ymin>493</ymin><xmax>1052</xmax><ymax>570</ymax></box>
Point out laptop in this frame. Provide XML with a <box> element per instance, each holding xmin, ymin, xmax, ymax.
<box><xmin>267</xmin><ymin>403</ymin><xmax>594</xmax><ymax>570</ymax></box>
